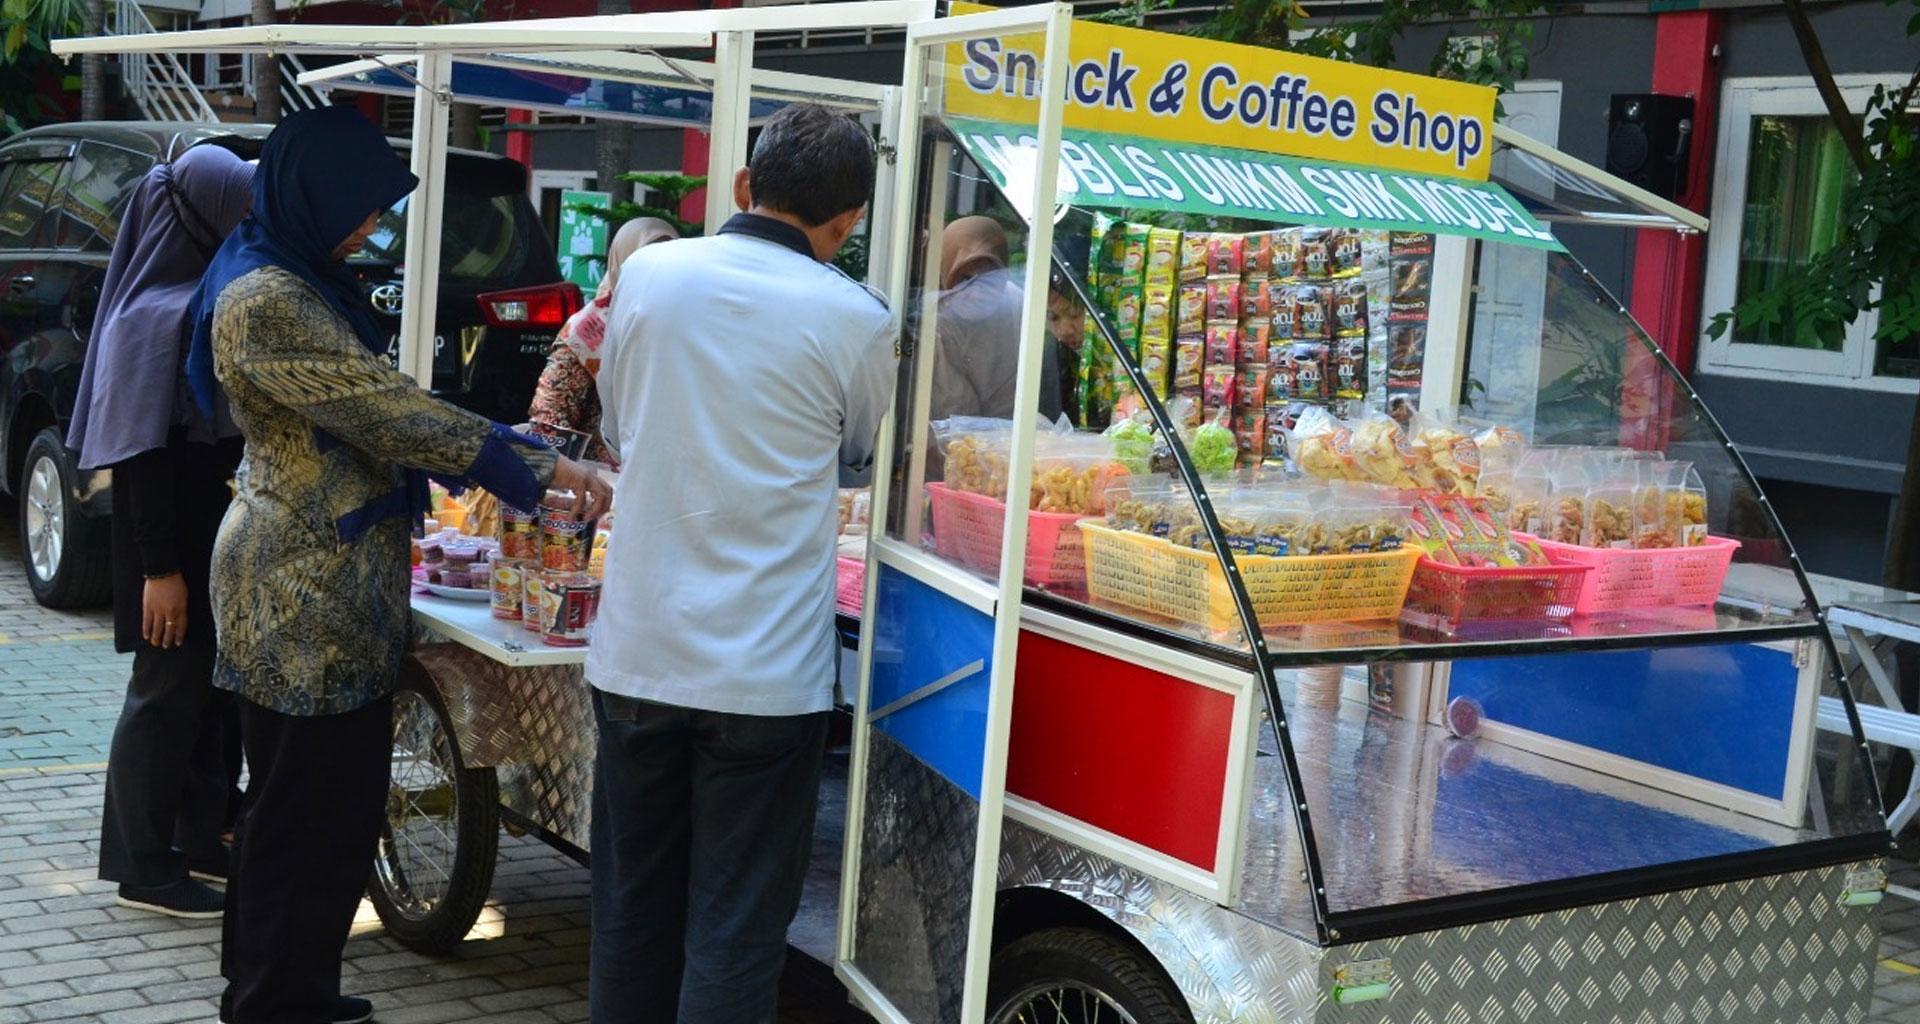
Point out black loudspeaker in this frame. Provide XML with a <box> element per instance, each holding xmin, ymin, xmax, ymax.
<box><xmin>1606</xmin><ymin>93</ymin><xmax>1694</xmax><ymax>200</ymax></box>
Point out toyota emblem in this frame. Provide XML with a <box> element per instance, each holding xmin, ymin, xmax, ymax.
<box><xmin>370</xmin><ymin>283</ymin><xmax>404</xmax><ymax>315</ymax></box>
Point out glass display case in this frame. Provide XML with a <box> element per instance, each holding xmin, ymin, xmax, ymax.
<box><xmin>841</xmin><ymin>8</ymin><xmax>1890</xmax><ymax>1022</ymax></box>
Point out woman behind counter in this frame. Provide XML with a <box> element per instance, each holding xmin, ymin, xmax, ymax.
<box><xmin>66</xmin><ymin>144</ymin><xmax>253</xmax><ymax>921</ymax></box>
<box><xmin>186</xmin><ymin>106</ymin><xmax>609</xmax><ymax>1024</ymax></box>
<box><xmin>528</xmin><ymin>216</ymin><xmax>677</xmax><ymax>465</ymax></box>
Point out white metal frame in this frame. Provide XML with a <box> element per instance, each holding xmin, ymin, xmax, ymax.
<box><xmin>1491</xmin><ymin>121</ymin><xmax>1707</xmax><ymax>233</ymax></box>
<box><xmin>1698</xmin><ymin>74</ymin><xmax>1914</xmax><ymax>393</ymax></box>
<box><xmin>834</xmin><ymin>8</ymin><xmax>1074</xmax><ymax>1024</ymax></box>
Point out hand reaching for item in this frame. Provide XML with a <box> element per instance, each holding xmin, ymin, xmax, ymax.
<box><xmin>551</xmin><ymin>458</ymin><xmax>613</xmax><ymax>523</ymax></box>
<box><xmin>143</xmin><ymin>572</ymin><xmax>189</xmax><ymax>649</ymax></box>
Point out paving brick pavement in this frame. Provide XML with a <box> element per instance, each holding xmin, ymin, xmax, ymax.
<box><xmin>0</xmin><ymin>509</ymin><xmax>1917</xmax><ymax>1022</ymax></box>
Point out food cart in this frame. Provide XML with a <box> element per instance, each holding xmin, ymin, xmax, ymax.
<box><xmin>58</xmin><ymin>5</ymin><xmax>1896</xmax><ymax>1022</ymax></box>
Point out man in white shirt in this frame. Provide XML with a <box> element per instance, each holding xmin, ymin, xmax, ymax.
<box><xmin>586</xmin><ymin>103</ymin><xmax>895</xmax><ymax>1024</ymax></box>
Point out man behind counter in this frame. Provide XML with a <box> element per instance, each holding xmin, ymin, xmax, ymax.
<box><xmin>585</xmin><ymin>102</ymin><xmax>896</xmax><ymax>1024</ymax></box>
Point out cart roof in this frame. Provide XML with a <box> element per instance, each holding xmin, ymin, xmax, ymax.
<box><xmin>298</xmin><ymin>51</ymin><xmax>883</xmax><ymax>130</ymax></box>
<box><xmin>1491</xmin><ymin>123</ymin><xmax>1707</xmax><ymax>233</ymax></box>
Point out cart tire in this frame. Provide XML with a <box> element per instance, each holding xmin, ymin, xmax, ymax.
<box><xmin>368</xmin><ymin>670</ymin><xmax>500</xmax><ymax>955</ymax></box>
<box><xmin>988</xmin><ymin>927</ymin><xmax>1192</xmax><ymax>1024</ymax></box>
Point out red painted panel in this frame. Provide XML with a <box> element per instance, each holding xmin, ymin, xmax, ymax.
<box><xmin>1008</xmin><ymin>632</ymin><xmax>1234</xmax><ymax>871</ymax></box>
<box><xmin>505</xmin><ymin>108</ymin><xmax>535</xmax><ymax>170</ymax></box>
<box><xmin>680</xmin><ymin>128</ymin><xmax>711</xmax><ymax>227</ymax></box>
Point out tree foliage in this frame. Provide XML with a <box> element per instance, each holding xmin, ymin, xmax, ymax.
<box><xmin>1096</xmin><ymin>0</ymin><xmax>1547</xmax><ymax>101</ymax></box>
<box><xmin>1705</xmin><ymin>0</ymin><xmax>1920</xmax><ymax>359</ymax></box>
<box><xmin>0</xmin><ymin>0</ymin><xmax>80</xmax><ymax>134</ymax></box>
<box><xmin>569</xmin><ymin>171</ymin><xmax>707</xmax><ymax>238</ymax></box>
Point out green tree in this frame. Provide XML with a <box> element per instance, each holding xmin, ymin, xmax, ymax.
<box><xmin>1703</xmin><ymin>0</ymin><xmax>1920</xmax><ymax>586</ymax></box>
<box><xmin>0</xmin><ymin>0</ymin><xmax>83</xmax><ymax>134</ymax></box>
<box><xmin>1098</xmin><ymin>0</ymin><xmax>1547</xmax><ymax>101</ymax></box>
<box><xmin>570</xmin><ymin>170</ymin><xmax>706</xmax><ymax>238</ymax></box>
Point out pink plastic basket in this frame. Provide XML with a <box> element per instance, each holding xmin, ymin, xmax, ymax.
<box><xmin>1533</xmin><ymin>534</ymin><xmax>1741</xmax><ymax>614</ymax></box>
<box><xmin>926</xmin><ymin>483</ymin><xmax>1090</xmax><ymax>597</ymax></box>
<box><xmin>835</xmin><ymin>555</ymin><xmax>865</xmax><ymax>617</ymax></box>
<box><xmin>1400</xmin><ymin>557</ymin><xmax>1593</xmax><ymax>633</ymax></box>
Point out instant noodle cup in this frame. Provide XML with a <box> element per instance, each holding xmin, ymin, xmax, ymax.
<box><xmin>521</xmin><ymin>570</ymin><xmax>551</xmax><ymax>633</ymax></box>
<box><xmin>489</xmin><ymin>560</ymin><xmax>526</xmax><ymax>621</ymax></box>
<box><xmin>498</xmin><ymin>504</ymin><xmax>539</xmax><ymax>560</ymax></box>
<box><xmin>538</xmin><ymin>499</ymin><xmax>595</xmax><ymax>573</ymax></box>
<box><xmin>541</xmin><ymin>574</ymin><xmax>601</xmax><ymax>647</ymax></box>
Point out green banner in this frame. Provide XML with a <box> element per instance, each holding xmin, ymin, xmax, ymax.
<box><xmin>950</xmin><ymin>117</ymin><xmax>1563</xmax><ymax>252</ymax></box>
<box><xmin>556</xmin><ymin>189</ymin><xmax>611</xmax><ymax>291</ymax></box>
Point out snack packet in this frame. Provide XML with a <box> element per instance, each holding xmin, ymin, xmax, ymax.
<box><xmin>1177</xmin><ymin>283</ymin><xmax>1207</xmax><ymax>334</ymax></box>
<box><xmin>1544</xmin><ymin>453</ymin><xmax>1591</xmax><ymax>546</ymax></box>
<box><xmin>1206</xmin><ymin>234</ymin><xmax>1245</xmax><ymax>277</ymax></box>
<box><xmin>1241</xmin><ymin>275</ymin><xmax>1272</xmax><ymax>320</ymax></box>
<box><xmin>1145</xmin><ymin>227</ymin><xmax>1181</xmax><ymax>286</ymax></box>
<box><xmin>1334</xmin><ymin>279</ymin><xmax>1368</xmax><ymax>336</ymax></box>
<box><xmin>1289</xmin><ymin>341</ymin><xmax>1329</xmax><ymax>401</ymax></box>
<box><xmin>1178</xmin><ymin>233</ymin><xmax>1211</xmax><ymax>282</ymax></box>
<box><xmin>1116</xmin><ymin>223</ymin><xmax>1151</xmax><ymax>283</ymax></box>
<box><xmin>1201</xmin><ymin>365</ymin><xmax>1236</xmax><ymax>415</ymax></box>
<box><xmin>1241</xmin><ymin>322</ymin><xmax>1273</xmax><ymax>367</ymax></box>
<box><xmin>1332</xmin><ymin>337</ymin><xmax>1367</xmax><ymax>401</ymax></box>
<box><xmin>1270</xmin><ymin>280</ymin><xmax>1299</xmax><ymax>338</ymax></box>
<box><xmin>1678</xmin><ymin>465</ymin><xmax>1709</xmax><ymax>545</ymax></box>
<box><xmin>1204</xmin><ymin>323</ymin><xmax>1240</xmax><ymax>366</ymax></box>
<box><xmin>1173</xmin><ymin>335</ymin><xmax>1205</xmax><ymax>389</ymax></box>
<box><xmin>1205</xmin><ymin>276</ymin><xmax>1242</xmax><ymax>322</ymax></box>
<box><xmin>1271</xmin><ymin>227</ymin><xmax>1303</xmax><ymax>283</ymax></box>
<box><xmin>1330</xmin><ymin>229</ymin><xmax>1363</xmax><ymax>278</ymax></box>
<box><xmin>1415</xmin><ymin>412</ymin><xmax>1481</xmax><ymax>496</ymax></box>
<box><xmin>1243</xmin><ymin>231</ymin><xmax>1275</xmax><ymax>277</ymax></box>
<box><xmin>1298</xmin><ymin>228</ymin><xmax>1333</xmax><ymax>280</ymax></box>
<box><xmin>1190</xmin><ymin>409</ymin><xmax>1239</xmax><ymax>475</ymax></box>
<box><xmin>1291</xmin><ymin>406</ymin><xmax>1359</xmax><ymax>482</ymax></box>
<box><xmin>1581</xmin><ymin>458</ymin><xmax>1636</xmax><ymax>549</ymax></box>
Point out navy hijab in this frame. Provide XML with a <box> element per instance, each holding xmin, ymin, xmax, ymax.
<box><xmin>185</xmin><ymin>106</ymin><xmax>418</xmax><ymax>417</ymax></box>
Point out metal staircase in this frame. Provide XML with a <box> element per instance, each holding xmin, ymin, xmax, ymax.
<box><xmin>104</xmin><ymin>0</ymin><xmax>330</xmax><ymax>123</ymax></box>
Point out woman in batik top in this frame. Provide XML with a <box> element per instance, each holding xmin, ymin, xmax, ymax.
<box><xmin>185</xmin><ymin>106</ymin><xmax>609</xmax><ymax>1024</ymax></box>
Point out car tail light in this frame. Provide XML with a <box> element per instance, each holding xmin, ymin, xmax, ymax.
<box><xmin>477</xmin><ymin>283</ymin><xmax>583</xmax><ymax>330</ymax></box>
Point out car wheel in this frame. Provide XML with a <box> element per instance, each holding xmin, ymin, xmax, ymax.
<box><xmin>988</xmin><ymin>928</ymin><xmax>1192</xmax><ymax>1024</ymax></box>
<box><xmin>368</xmin><ymin>667</ymin><xmax>500</xmax><ymax>954</ymax></box>
<box><xmin>19</xmin><ymin>427</ymin><xmax>110</xmax><ymax>609</ymax></box>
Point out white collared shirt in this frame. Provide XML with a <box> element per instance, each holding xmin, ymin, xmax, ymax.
<box><xmin>587</xmin><ymin>220</ymin><xmax>895</xmax><ymax>716</ymax></box>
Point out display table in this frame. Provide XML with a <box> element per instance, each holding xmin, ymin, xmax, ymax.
<box><xmin>410</xmin><ymin>591</ymin><xmax>588</xmax><ymax>668</ymax></box>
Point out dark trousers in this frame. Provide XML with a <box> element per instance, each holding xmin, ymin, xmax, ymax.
<box><xmin>220</xmin><ymin>695</ymin><xmax>393</xmax><ymax>1024</ymax></box>
<box><xmin>589</xmin><ymin>691</ymin><xmax>829</xmax><ymax>1024</ymax></box>
<box><xmin>98</xmin><ymin>642</ymin><xmax>234</xmax><ymax>887</ymax></box>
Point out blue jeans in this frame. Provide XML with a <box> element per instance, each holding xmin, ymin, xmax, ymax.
<box><xmin>589</xmin><ymin>690</ymin><xmax>829</xmax><ymax>1024</ymax></box>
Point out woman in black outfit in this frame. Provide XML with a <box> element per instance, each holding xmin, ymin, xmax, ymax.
<box><xmin>67</xmin><ymin>143</ymin><xmax>254</xmax><ymax>918</ymax></box>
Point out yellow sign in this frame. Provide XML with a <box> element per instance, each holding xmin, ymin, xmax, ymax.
<box><xmin>942</xmin><ymin>8</ymin><xmax>1496</xmax><ymax>181</ymax></box>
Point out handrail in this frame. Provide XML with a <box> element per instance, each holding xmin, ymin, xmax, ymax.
<box><xmin>106</xmin><ymin>0</ymin><xmax>219</xmax><ymax>123</ymax></box>
<box><xmin>279</xmin><ymin>53</ymin><xmax>333</xmax><ymax>114</ymax></box>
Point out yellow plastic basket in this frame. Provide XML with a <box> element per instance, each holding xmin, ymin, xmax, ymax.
<box><xmin>1077</xmin><ymin>522</ymin><xmax>1422</xmax><ymax>634</ymax></box>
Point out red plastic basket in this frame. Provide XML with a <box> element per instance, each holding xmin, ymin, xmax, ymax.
<box><xmin>926</xmin><ymin>483</ymin><xmax>1090</xmax><ymax>597</ymax></box>
<box><xmin>1533</xmin><ymin>535</ymin><xmax>1741</xmax><ymax>614</ymax></box>
<box><xmin>835</xmin><ymin>555</ymin><xmax>865</xmax><ymax>617</ymax></box>
<box><xmin>1400</xmin><ymin>557</ymin><xmax>1592</xmax><ymax>633</ymax></box>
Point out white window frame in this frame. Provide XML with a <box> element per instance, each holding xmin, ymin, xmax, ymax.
<box><xmin>1699</xmin><ymin>74</ymin><xmax>1914</xmax><ymax>393</ymax></box>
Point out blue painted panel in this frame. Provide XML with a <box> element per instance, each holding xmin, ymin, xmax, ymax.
<box><xmin>1448</xmin><ymin>644</ymin><xmax>1798</xmax><ymax>799</ymax></box>
<box><xmin>868</xmin><ymin>565</ymin><xmax>995</xmax><ymax>799</ymax></box>
<box><xmin>1431</xmin><ymin>755</ymin><xmax>1774</xmax><ymax>878</ymax></box>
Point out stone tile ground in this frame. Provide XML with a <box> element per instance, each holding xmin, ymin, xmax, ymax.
<box><xmin>0</xmin><ymin>511</ymin><xmax>1914</xmax><ymax>1022</ymax></box>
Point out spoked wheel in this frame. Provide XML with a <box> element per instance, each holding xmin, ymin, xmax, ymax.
<box><xmin>988</xmin><ymin>929</ymin><xmax>1191</xmax><ymax>1024</ymax></box>
<box><xmin>368</xmin><ymin>669</ymin><xmax>499</xmax><ymax>953</ymax></box>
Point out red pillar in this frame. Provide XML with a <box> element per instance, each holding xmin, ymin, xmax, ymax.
<box><xmin>681</xmin><ymin>127</ymin><xmax>710</xmax><ymax>227</ymax></box>
<box><xmin>505</xmin><ymin>108</ymin><xmax>535</xmax><ymax>170</ymax></box>
<box><xmin>1628</xmin><ymin>11</ymin><xmax>1723</xmax><ymax>377</ymax></box>
<box><xmin>1618</xmin><ymin>11</ymin><xmax>1722</xmax><ymax>451</ymax></box>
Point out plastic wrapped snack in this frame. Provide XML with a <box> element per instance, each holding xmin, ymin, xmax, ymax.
<box><xmin>1506</xmin><ymin>448</ymin><xmax>1554</xmax><ymax>536</ymax></box>
<box><xmin>1241</xmin><ymin>275</ymin><xmax>1271</xmax><ymax>320</ymax></box>
<box><xmin>1334</xmin><ymin>279</ymin><xmax>1368</xmax><ymax>336</ymax></box>
<box><xmin>1173</xmin><ymin>335</ymin><xmax>1205</xmax><ymax>388</ymax></box>
<box><xmin>1332</xmin><ymin>337</ymin><xmax>1366</xmax><ymax>401</ymax></box>
<box><xmin>1295</xmin><ymin>284</ymin><xmax>1330</xmax><ymax>341</ymax></box>
<box><xmin>1350</xmin><ymin>411</ymin><xmax>1421</xmax><ymax>489</ymax></box>
<box><xmin>1177</xmin><ymin>283</ymin><xmax>1207</xmax><ymax>334</ymax></box>
<box><xmin>1243</xmin><ymin>231</ymin><xmax>1275</xmax><ymax>276</ymax></box>
<box><xmin>1545</xmin><ymin>454</ymin><xmax>1591</xmax><ymax>546</ymax></box>
<box><xmin>1178</xmin><ymin>232</ymin><xmax>1211</xmax><ymax>282</ymax></box>
<box><xmin>1416</xmin><ymin>413</ymin><xmax>1481</xmax><ymax>496</ymax></box>
<box><xmin>1206</xmin><ymin>234</ymin><xmax>1245</xmax><ymax>277</ymax></box>
<box><xmin>1237</xmin><ymin>367</ymin><xmax>1271</xmax><ymax>411</ymax></box>
<box><xmin>1270</xmin><ymin>280</ymin><xmax>1298</xmax><ymax>338</ymax></box>
<box><xmin>1291</xmin><ymin>406</ymin><xmax>1359</xmax><ymax>481</ymax></box>
<box><xmin>1031</xmin><ymin>453</ymin><xmax>1129</xmax><ymax>515</ymax></box>
<box><xmin>935</xmin><ymin>417</ymin><xmax>1016</xmax><ymax>498</ymax></box>
<box><xmin>1581</xmin><ymin>460</ymin><xmax>1635</xmax><ymax>549</ymax></box>
<box><xmin>1298</xmin><ymin>228</ymin><xmax>1333</xmax><ymax>280</ymax></box>
<box><xmin>1678</xmin><ymin>464</ymin><xmax>1709</xmax><ymax>545</ymax></box>
<box><xmin>1106</xmin><ymin>416</ymin><xmax>1155</xmax><ymax>475</ymax></box>
<box><xmin>1191</xmin><ymin>410</ymin><xmax>1239</xmax><ymax>475</ymax></box>
<box><xmin>1241</xmin><ymin>322</ymin><xmax>1273</xmax><ymax>367</ymax></box>
<box><xmin>1201</xmin><ymin>365</ymin><xmax>1236</xmax><ymax>416</ymax></box>
<box><xmin>1204</xmin><ymin>323</ymin><xmax>1240</xmax><ymax>367</ymax></box>
<box><xmin>1205</xmin><ymin>276</ymin><xmax>1242</xmax><ymax>322</ymax></box>
<box><xmin>1117</xmin><ymin>223</ymin><xmax>1151</xmax><ymax>282</ymax></box>
<box><xmin>1289</xmin><ymin>341</ymin><xmax>1329</xmax><ymax>401</ymax></box>
<box><xmin>1271</xmin><ymin>228</ymin><xmax>1303</xmax><ymax>283</ymax></box>
<box><xmin>1330</xmin><ymin>229</ymin><xmax>1363</xmax><ymax>279</ymax></box>
<box><xmin>1145</xmin><ymin>227</ymin><xmax>1181</xmax><ymax>286</ymax></box>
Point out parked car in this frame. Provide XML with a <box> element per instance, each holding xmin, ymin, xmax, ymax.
<box><xmin>0</xmin><ymin>120</ymin><xmax>577</xmax><ymax>609</ymax></box>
